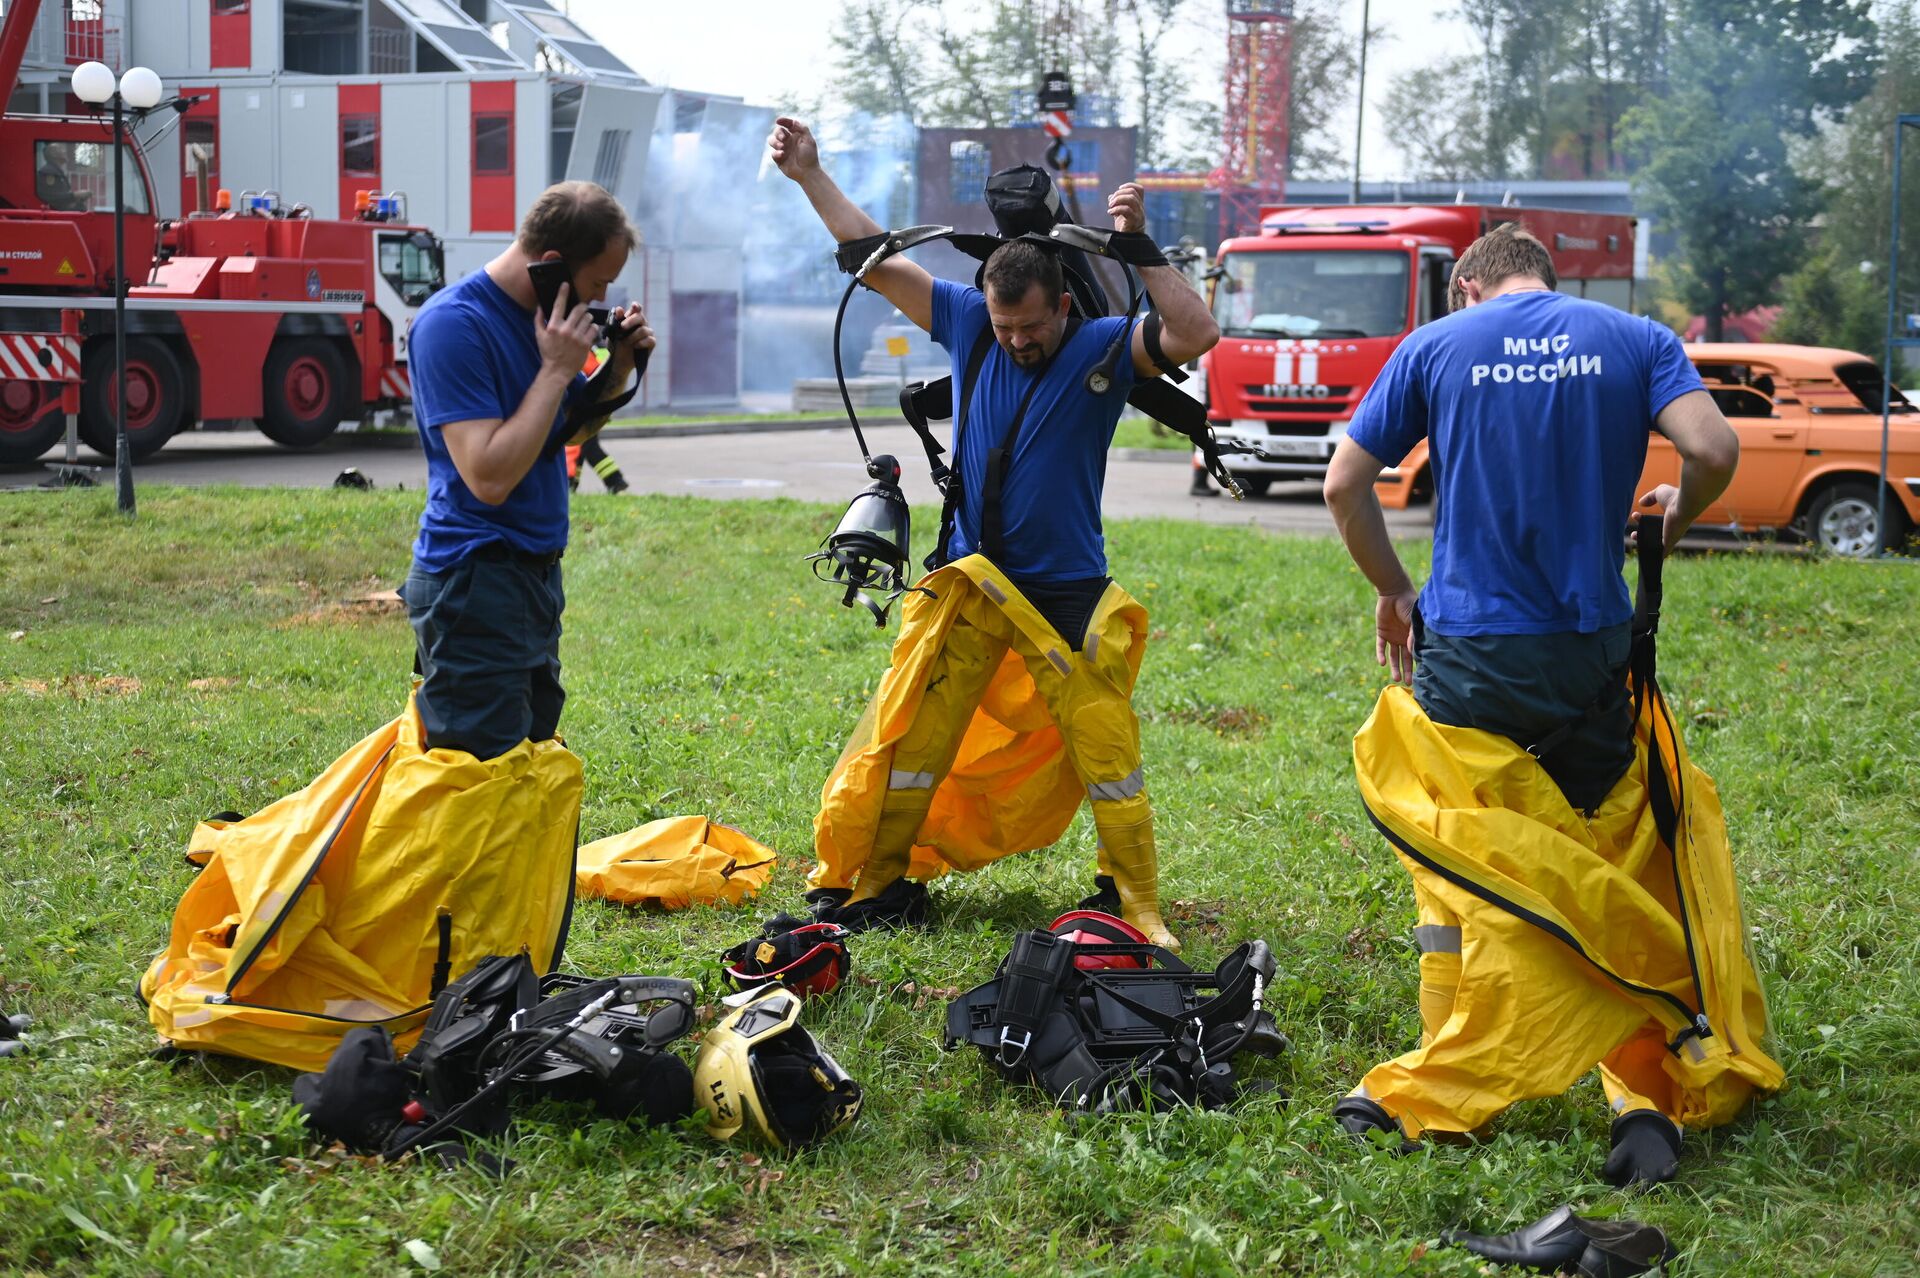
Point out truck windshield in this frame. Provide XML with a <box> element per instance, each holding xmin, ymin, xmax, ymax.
<box><xmin>379</xmin><ymin>234</ymin><xmax>446</xmax><ymax>307</ymax></box>
<box><xmin>34</xmin><ymin>139</ymin><xmax>150</xmax><ymax>215</ymax></box>
<box><xmin>1213</xmin><ymin>250</ymin><xmax>1410</xmax><ymax>339</ymax></box>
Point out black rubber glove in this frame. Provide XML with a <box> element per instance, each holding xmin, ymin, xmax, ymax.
<box><xmin>1443</xmin><ymin>1205</ymin><xmax>1675</xmax><ymax>1276</ymax></box>
<box><xmin>1077</xmin><ymin>874</ymin><xmax>1122</xmax><ymax>915</ymax></box>
<box><xmin>814</xmin><ymin>877</ymin><xmax>930</xmax><ymax>932</ymax></box>
<box><xmin>1442</xmin><ymin>1203</ymin><xmax>1588</xmax><ymax>1268</ymax></box>
<box><xmin>0</xmin><ymin>1010</ymin><xmax>28</xmax><ymax>1058</ymax></box>
<box><xmin>1604</xmin><ymin>1111</ymin><xmax>1682</xmax><ymax>1187</ymax></box>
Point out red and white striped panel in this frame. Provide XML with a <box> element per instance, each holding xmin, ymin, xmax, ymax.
<box><xmin>380</xmin><ymin>365</ymin><xmax>411</xmax><ymax>400</ymax></box>
<box><xmin>0</xmin><ymin>333</ymin><xmax>81</xmax><ymax>383</ymax></box>
<box><xmin>1041</xmin><ymin>110</ymin><xmax>1073</xmax><ymax>139</ymax></box>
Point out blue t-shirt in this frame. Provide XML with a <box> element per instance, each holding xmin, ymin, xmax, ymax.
<box><xmin>931</xmin><ymin>279</ymin><xmax>1135</xmax><ymax>581</ymax></box>
<box><xmin>1347</xmin><ymin>291</ymin><xmax>1704</xmax><ymax>635</ymax></box>
<box><xmin>408</xmin><ymin>270</ymin><xmax>584</xmax><ymax>573</ymax></box>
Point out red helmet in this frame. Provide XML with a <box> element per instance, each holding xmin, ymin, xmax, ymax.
<box><xmin>1048</xmin><ymin>910</ymin><xmax>1152</xmax><ymax>970</ymax></box>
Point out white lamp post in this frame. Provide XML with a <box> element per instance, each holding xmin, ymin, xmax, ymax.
<box><xmin>70</xmin><ymin>60</ymin><xmax>164</xmax><ymax>515</ymax></box>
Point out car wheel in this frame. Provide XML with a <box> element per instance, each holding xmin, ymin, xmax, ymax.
<box><xmin>1233</xmin><ymin>476</ymin><xmax>1271</xmax><ymax>498</ymax></box>
<box><xmin>1805</xmin><ymin>481</ymin><xmax>1909</xmax><ymax>557</ymax></box>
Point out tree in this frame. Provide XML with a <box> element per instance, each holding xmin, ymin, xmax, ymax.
<box><xmin>828</xmin><ymin>0</ymin><xmax>931</xmax><ymax>124</ymax></box>
<box><xmin>1622</xmin><ymin>0</ymin><xmax>1877</xmax><ymax>339</ymax></box>
<box><xmin>1379</xmin><ymin>55</ymin><xmax>1507</xmax><ymax>179</ymax></box>
<box><xmin>1381</xmin><ymin>0</ymin><xmax>1672</xmax><ymax>181</ymax></box>
<box><xmin>825</xmin><ymin>0</ymin><xmax>1363</xmax><ymax>178</ymax></box>
<box><xmin>1285</xmin><ymin>0</ymin><xmax>1368</xmax><ymax>178</ymax></box>
<box><xmin>1775</xmin><ymin>0</ymin><xmax>1920</xmax><ymax>361</ymax></box>
<box><xmin>1122</xmin><ymin>0</ymin><xmax>1188</xmax><ymax>170</ymax></box>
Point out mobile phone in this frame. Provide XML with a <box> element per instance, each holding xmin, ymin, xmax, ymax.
<box><xmin>527</xmin><ymin>259</ymin><xmax>574</xmax><ymax>324</ymax></box>
<box><xmin>528</xmin><ymin>259</ymin><xmax>612</xmax><ymax>339</ymax></box>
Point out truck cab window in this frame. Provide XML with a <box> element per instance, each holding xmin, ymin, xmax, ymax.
<box><xmin>1419</xmin><ymin>252</ymin><xmax>1453</xmax><ymax>326</ymax></box>
<box><xmin>35</xmin><ymin>139</ymin><xmax>149</xmax><ymax>214</ymax></box>
<box><xmin>379</xmin><ymin>233</ymin><xmax>445</xmax><ymax>307</ymax></box>
<box><xmin>1211</xmin><ymin>250</ymin><xmax>1411</xmax><ymax>339</ymax></box>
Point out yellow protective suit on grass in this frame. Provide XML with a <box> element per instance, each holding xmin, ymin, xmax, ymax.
<box><xmin>1348</xmin><ymin>659</ymin><xmax>1784</xmax><ymax>1140</ymax></box>
<box><xmin>577</xmin><ymin>815</ymin><xmax>777</xmax><ymax>909</ymax></box>
<box><xmin>139</xmin><ymin>697</ymin><xmax>582</xmax><ymax>1073</ymax></box>
<box><xmin>812</xmin><ymin>554</ymin><xmax>1174</xmax><ymax>946</ymax></box>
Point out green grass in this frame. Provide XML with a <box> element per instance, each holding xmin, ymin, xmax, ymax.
<box><xmin>2</xmin><ymin>489</ymin><xmax>1916</xmax><ymax>1276</ymax></box>
<box><xmin>1112</xmin><ymin>415</ymin><xmax>1194</xmax><ymax>451</ymax></box>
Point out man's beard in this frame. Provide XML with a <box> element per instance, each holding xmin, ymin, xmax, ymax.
<box><xmin>1008</xmin><ymin>344</ymin><xmax>1046</xmax><ymax>368</ymax></box>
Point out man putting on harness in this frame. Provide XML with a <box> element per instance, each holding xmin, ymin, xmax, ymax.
<box><xmin>770</xmin><ymin>116</ymin><xmax>1219</xmax><ymax>948</ymax></box>
<box><xmin>1321</xmin><ymin>222</ymin><xmax>1769</xmax><ymax>1188</ymax></box>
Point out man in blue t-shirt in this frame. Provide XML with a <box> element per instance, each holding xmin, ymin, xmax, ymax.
<box><xmin>403</xmin><ymin>181</ymin><xmax>654</xmax><ymax>759</ymax></box>
<box><xmin>1324</xmin><ymin>222</ymin><xmax>1739</xmax><ymax>809</ymax></box>
<box><xmin>770</xmin><ymin>117</ymin><xmax>1220</xmax><ymax>944</ymax></box>
<box><xmin>1321</xmin><ymin>223</ymin><xmax>1741</xmax><ymax>1184</ymax></box>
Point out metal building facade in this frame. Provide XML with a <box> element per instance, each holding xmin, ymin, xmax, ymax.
<box><xmin>7</xmin><ymin>0</ymin><xmax>767</xmax><ymax>409</ymax></box>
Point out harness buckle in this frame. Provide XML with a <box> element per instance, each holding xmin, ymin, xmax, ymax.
<box><xmin>1667</xmin><ymin>1012</ymin><xmax>1714</xmax><ymax>1056</ymax></box>
<box><xmin>996</xmin><ymin>1026</ymin><xmax>1032</xmax><ymax>1067</ymax></box>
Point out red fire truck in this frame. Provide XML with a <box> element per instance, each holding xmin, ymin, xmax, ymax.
<box><xmin>1202</xmin><ymin>203</ymin><xmax>1637</xmax><ymax>497</ymax></box>
<box><xmin>0</xmin><ymin>0</ymin><xmax>443</xmax><ymax>465</ymax></box>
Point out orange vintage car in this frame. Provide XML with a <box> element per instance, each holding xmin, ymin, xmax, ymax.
<box><xmin>1372</xmin><ymin>343</ymin><xmax>1920</xmax><ymax>556</ymax></box>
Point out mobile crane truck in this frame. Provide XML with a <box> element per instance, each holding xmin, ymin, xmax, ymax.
<box><xmin>0</xmin><ymin>0</ymin><xmax>444</xmax><ymax>465</ymax></box>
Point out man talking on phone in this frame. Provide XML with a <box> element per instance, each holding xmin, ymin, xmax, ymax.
<box><xmin>402</xmin><ymin>181</ymin><xmax>654</xmax><ymax>758</ymax></box>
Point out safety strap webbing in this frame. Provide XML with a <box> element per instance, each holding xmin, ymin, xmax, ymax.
<box><xmin>1141</xmin><ymin>311</ymin><xmax>1188</xmax><ymax>383</ymax></box>
<box><xmin>541</xmin><ymin>357</ymin><xmax>644</xmax><ymax>461</ymax></box>
<box><xmin>982</xmin><ymin>317</ymin><xmax>1081</xmax><ymax>564</ymax></box>
<box><xmin>926</xmin><ymin>330</ymin><xmax>995</xmax><ymax>571</ymax></box>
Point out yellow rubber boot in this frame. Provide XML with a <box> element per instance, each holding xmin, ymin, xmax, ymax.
<box><xmin>1092</xmin><ymin>802</ymin><xmax>1177</xmax><ymax>951</ymax></box>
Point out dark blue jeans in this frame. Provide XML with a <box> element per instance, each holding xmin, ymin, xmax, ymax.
<box><xmin>1412</xmin><ymin>612</ymin><xmax>1634</xmax><ymax>814</ymax></box>
<box><xmin>404</xmin><ymin>550</ymin><xmax>565</xmax><ymax>760</ymax></box>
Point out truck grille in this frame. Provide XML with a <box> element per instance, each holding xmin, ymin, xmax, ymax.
<box><xmin>1245</xmin><ymin>388</ymin><xmax>1353</xmax><ymax>412</ymax></box>
<box><xmin>1247</xmin><ymin>421</ymin><xmax>1336</xmax><ymax>436</ymax></box>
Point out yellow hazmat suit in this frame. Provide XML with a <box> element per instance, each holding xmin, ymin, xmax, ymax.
<box><xmin>1347</xmin><ymin>638</ymin><xmax>1783</xmax><ymax>1140</ymax></box>
<box><xmin>812</xmin><ymin>553</ymin><xmax>1176</xmax><ymax>947</ymax></box>
<box><xmin>576</xmin><ymin>815</ymin><xmax>777</xmax><ymax>909</ymax></box>
<box><xmin>140</xmin><ymin>698</ymin><xmax>582</xmax><ymax>1072</ymax></box>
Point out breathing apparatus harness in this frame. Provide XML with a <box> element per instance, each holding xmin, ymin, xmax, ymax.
<box><xmin>945</xmin><ymin>912</ymin><xmax>1289</xmax><ymax>1114</ymax></box>
<box><xmin>293</xmin><ymin>953</ymin><xmax>698</xmax><ymax>1170</ymax></box>
<box><xmin>807</xmin><ymin>166</ymin><xmax>1248</xmax><ymax>626</ymax></box>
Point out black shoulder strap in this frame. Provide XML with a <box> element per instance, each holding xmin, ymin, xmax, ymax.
<box><xmin>926</xmin><ymin>329</ymin><xmax>996</xmax><ymax>571</ymax></box>
<box><xmin>1126</xmin><ymin>377</ymin><xmax>1206</xmax><ymax>436</ymax></box>
<box><xmin>956</xmin><ymin>328</ymin><xmax>996</xmax><ymax>452</ymax></box>
<box><xmin>541</xmin><ymin>350</ymin><xmax>650</xmax><ymax>459</ymax></box>
<box><xmin>1630</xmin><ymin>516</ymin><xmax>1678</xmax><ymax>848</ymax></box>
<box><xmin>1140</xmin><ymin>312</ymin><xmax>1187</xmax><ymax>383</ymax></box>
<box><xmin>899</xmin><ymin>378</ymin><xmax>952</xmax><ymax>491</ymax></box>
<box><xmin>981</xmin><ymin>317</ymin><xmax>1080</xmax><ymax>565</ymax></box>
